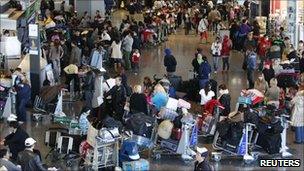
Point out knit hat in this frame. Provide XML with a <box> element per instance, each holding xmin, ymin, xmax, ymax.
<box><xmin>164</xmin><ymin>48</ymin><xmax>172</xmax><ymax>56</ymax></box>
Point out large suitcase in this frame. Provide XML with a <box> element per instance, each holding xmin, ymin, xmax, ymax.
<box><xmin>168</xmin><ymin>75</ymin><xmax>182</xmax><ymax>91</ymax></box>
<box><xmin>181</xmin><ymin>79</ymin><xmax>200</xmax><ymax>102</ymax></box>
<box><xmin>201</xmin><ymin>115</ymin><xmax>216</xmax><ymax>135</ymax></box>
<box><xmin>256</xmin><ymin>133</ymin><xmax>281</xmax><ymax>154</ymax></box>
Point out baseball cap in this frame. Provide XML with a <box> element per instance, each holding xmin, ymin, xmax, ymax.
<box><xmin>196</xmin><ymin>147</ymin><xmax>208</xmax><ymax>158</ymax></box>
<box><xmin>7</xmin><ymin>114</ymin><xmax>17</xmax><ymax>122</ymax></box>
<box><xmin>25</xmin><ymin>138</ymin><xmax>36</xmax><ymax>147</ymax></box>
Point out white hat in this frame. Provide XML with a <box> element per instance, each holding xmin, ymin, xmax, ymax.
<box><xmin>25</xmin><ymin>138</ymin><xmax>36</xmax><ymax>147</ymax></box>
<box><xmin>7</xmin><ymin>114</ymin><xmax>17</xmax><ymax>122</ymax></box>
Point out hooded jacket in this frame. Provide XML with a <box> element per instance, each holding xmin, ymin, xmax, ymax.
<box><xmin>221</xmin><ymin>36</ymin><xmax>231</xmax><ymax>56</ymax></box>
<box><xmin>164</xmin><ymin>49</ymin><xmax>177</xmax><ymax>72</ymax></box>
<box><xmin>198</xmin><ymin>61</ymin><xmax>212</xmax><ymax>80</ymax></box>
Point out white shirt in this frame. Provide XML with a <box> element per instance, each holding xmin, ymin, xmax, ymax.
<box><xmin>199</xmin><ymin>89</ymin><xmax>215</xmax><ymax>105</ymax></box>
<box><xmin>101</xmin><ymin>32</ymin><xmax>111</xmax><ymax>41</ymax></box>
<box><xmin>211</xmin><ymin>42</ymin><xmax>222</xmax><ymax>56</ymax></box>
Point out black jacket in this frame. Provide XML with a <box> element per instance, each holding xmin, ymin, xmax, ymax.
<box><xmin>194</xmin><ymin>160</ymin><xmax>212</xmax><ymax>171</ymax></box>
<box><xmin>83</xmin><ymin>72</ymin><xmax>95</xmax><ymax>91</ymax></box>
<box><xmin>105</xmin><ymin>85</ymin><xmax>126</xmax><ymax>107</ymax></box>
<box><xmin>4</xmin><ymin>127</ymin><xmax>29</xmax><ymax>160</ymax></box>
<box><xmin>164</xmin><ymin>55</ymin><xmax>177</xmax><ymax>72</ymax></box>
<box><xmin>129</xmin><ymin>93</ymin><xmax>148</xmax><ymax>114</ymax></box>
<box><xmin>192</xmin><ymin>58</ymin><xmax>200</xmax><ymax>74</ymax></box>
<box><xmin>17</xmin><ymin>150</ymin><xmax>47</xmax><ymax>171</ymax></box>
<box><xmin>262</xmin><ymin>68</ymin><xmax>275</xmax><ymax>85</ymax></box>
<box><xmin>219</xmin><ymin>94</ymin><xmax>231</xmax><ymax>116</ymax></box>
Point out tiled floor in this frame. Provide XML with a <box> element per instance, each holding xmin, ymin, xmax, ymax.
<box><xmin>0</xmin><ymin>10</ymin><xmax>303</xmax><ymax>171</ymax></box>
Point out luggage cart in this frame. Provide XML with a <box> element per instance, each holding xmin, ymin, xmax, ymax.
<box><xmin>85</xmin><ymin>136</ymin><xmax>121</xmax><ymax>170</ymax></box>
<box><xmin>152</xmin><ymin>118</ymin><xmax>197</xmax><ymax>161</ymax></box>
<box><xmin>211</xmin><ymin>122</ymin><xmax>258</xmax><ymax>164</ymax></box>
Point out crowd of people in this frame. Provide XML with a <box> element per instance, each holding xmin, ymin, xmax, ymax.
<box><xmin>0</xmin><ymin>0</ymin><xmax>304</xmax><ymax>171</ymax></box>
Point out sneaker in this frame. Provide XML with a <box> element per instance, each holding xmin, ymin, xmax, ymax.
<box><xmin>214</xmin><ymin>71</ymin><xmax>217</xmax><ymax>74</ymax></box>
<box><xmin>134</xmin><ymin>73</ymin><xmax>138</xmax><ymax>75</ymax></box>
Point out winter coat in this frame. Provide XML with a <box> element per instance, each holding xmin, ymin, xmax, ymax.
<box><xmin>129</xmin><ymin>93</ymin><xmax>148</xmax><ymax>114</ymax></box>
<box><xmin>258</xmin><ymin>38</ymin><xmax>271</xmax><ymax>57</ymax></box>
<box><xmin>16</xmin><ymin>84</ymin><xmax>31</xmax><ymax>102</ymax></box>
<box><xmin>211</xmin><ymin>42</ymin><xmax>222</xmax><ymax>56</ymax></box>
<box><xmin>208</xmin><ymin>9</ymin><xmax>221</xmax><ymax>22</ymax></box>
<box><xmin>221</xmin><ymin>36</ymin><xmax>231</xmax><ymax>57</ymax></box>
<box><xmin>192</xmin><ymin>58</ymin><xmax>200</xmax><ymax>74</ymax></box>
<box><xmin>4</xmin><ymin>127</ymin><xmax>29</xmax><ymax>160</ymax></box>
<box><xmin>164</xmin><ymin>55</ymin><xmax>177</xmax><ymax>72</ymax></box>
<box><xmin>219</xmin><ymin>93</ymin><xmax>231</xmax><ymax>116</ymax></box>
<box><xmin>17</xmin><ymin>150</ymin><xmax>47</xmax><ymax>171</ymax></box>
<box><xmin>262</xmin><ymin>68</ymin><xmax>275</xmax><ymax>84</ymax></box>
<box><xmin>198</xmin><ymin>61</ymin><xmax>212</xmax><ymax>80</ymax></box>
<box><xmin>239</xmin><ymin>23</ymin><xmax>251</xmax><ymax>36</ymax></box>
<box><xmin>290</xmin><ymin>90</ymin><xmax>304</xmax><ymax>127</ymax></box>
<box><xmin>246</xmin><ymin>51</ymin><xmax>257</xmax><ymax>70</ymax></box>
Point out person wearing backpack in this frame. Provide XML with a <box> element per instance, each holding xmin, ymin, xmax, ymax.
<box><xmin>221</xmin><ymin>35</ymin><xmax>232</xmax><ymax>73</ymax></box>
<box><xmin>104</xmin><ymin>76</ymin><xmax>126</xmax><ymax>122</ymax></box>
<box><xmin>246</xmin><ymin>45</ymin><xmax>257</xmax><ymax>89</ymax></box>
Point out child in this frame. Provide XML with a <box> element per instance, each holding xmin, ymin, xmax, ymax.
<box><xmin>131</xmin><ymin>49</ymin><xmax>140</xmax><ymax>75</ymax></box>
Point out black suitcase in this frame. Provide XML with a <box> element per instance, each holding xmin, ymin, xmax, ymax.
<box><xmin>168</xmin><ymin>75</ymin><xmax>182</xmax><ymax>91</ymax></box>
<box><xmin>256</xmin><ymin>133</ymin><xmax>281</xmax><ymax>154</ymax></box>
<box><xmin>182</xmin><ymin>79</ymin><xmax>200</xmax><ymax>102</ymax></box>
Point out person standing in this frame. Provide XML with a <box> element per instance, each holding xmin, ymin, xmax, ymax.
<box><xmin>104</xmin><ymin>77</ymin><xmax>126</xmax><ymax>122</ymax></box>
<box><xmin>265</xmin><ymin>78</ymin><xmax>280</xmax><ymax>108</ymax></box>
<box><xmin>15</xmin><ymin>79</ymin><xmax>31</xmax><ymax>122</ymax></box>
<box><xmin>131</xmin><ymin>49</ymin><xmax>140</xmax><ymax>75</ymax></box>
<box><xmin>221</xmin><ymin>35</ymin><xmax>232</xmax><ymax>72</ymax></box>
<box><xmin>111</xmin><ymin>38</ymin><xmax>123</xmax><ymax>72</ymax></box>
<box><xmin>290</xmin><ymin>88</ymin><xmax>304</xmax><ymax>144</ymax></box>
<box><xmin>69</xmin><ymin>41</ymin><xmax>82</xmax><ymax>66</ymax></box>
<box><xmin>246</xmin><ymin>46</ymin><xmax>257</xmax><ymax>89</ymax></box>
<box><xmin>163</xmin><ymin>48</ymin><xmax>177</xmax><ymax>76</ymax></box>
<box><xmin>198</xmin><ymin>56</ymin><xmax>212</xmax><ymax>89</ymax></box>
<box><xmin>49</xmin><ymin>39</ymin><xmax>64</xmax><ymax>82</ymax></box>
<box><xmin>0</xmin><ymin>120</ymin><xmax>29</xmax><ymax>161</ymax></box>
<box><xmin>257</xmin><ymin>35</ymin><xmax>271</xmax><ymax>71</ymax></box>
<box><xmin>198</xmin><ymin>16</ymin><xmax>209</xmax><ymax>44</ymax></box>
<box><xmin>122</xmin><ymin>31</ymin><xmax>134</xmax><ymax>70</ymax></box>
<box><xmin>211</xmin><ymin>37</ymin><xmax>222</xmax><ymax>73</ymax></box>
<box><xmin>82</xmin><ymin>70</ymin><xmax>95</xmax><ymax>109</ymax></box>
<box><xmin>218</xmin><ymin>84</ymin><xmax>231</xmax><ymax>116</ymax></box>
<box><xmin>17</xmin><ymin>138</ymin><xmax>47</xmax><ymax>171</ymax></box>
<box><xmin>199</xmin><ymin>83</ymin><xmax>215</xmax><ymax>113</ymax></box>
<box><xmin>254</xmin><ymin>73</ymin><xmax>269</xmax><ymax>94</ymax></box>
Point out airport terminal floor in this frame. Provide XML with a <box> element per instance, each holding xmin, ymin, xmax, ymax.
<box><xmin>0</xmin><ymin>1</ymin><xmax>304</xmax><ymax>171</ymax></box>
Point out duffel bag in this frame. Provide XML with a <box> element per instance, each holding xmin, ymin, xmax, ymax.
<box><xmin>102</xmin><ymin>116</ymin><xmax>123</xmax><ymax>132</ymax></box>
<box><xmin>125</xmin><ymin>113</ymin><xmax>156</xmax><ymax>137</ymax></box>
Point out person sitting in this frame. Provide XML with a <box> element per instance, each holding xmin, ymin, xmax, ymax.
<box><xmin>17</xmin><ymin>138</ymin><xmax>47</xmax><ymax>171</ymax></box>
<box><xmin>0</xmin><ymin>148</ymin><xmax>21</xmax><ymax>171</ymax></box>
<box><xmin>0</xmin><ymin>117</ymin><xmax>29</xmax><ymax>161</ymax></box>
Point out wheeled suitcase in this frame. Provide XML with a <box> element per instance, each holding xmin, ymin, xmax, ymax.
<box><xmin>171</xmin><ymin>128</ymin><xmax>182</xmax><ymax>140</ymax></box>
<box><xmin>201</xmin><ymin>115</ymin><xmax>216</xmax><ymax>135</ymax></box>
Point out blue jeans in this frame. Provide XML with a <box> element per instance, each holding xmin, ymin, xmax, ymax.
<box><xmin>295</xmin><ymin>126</ymin><xmax>304</xmax><ymax>143</ymax></box>
<box><xmin>213</xmin><ymin>56</ymin><xmax>220</xmax><ymax>72</ymax></box>
<box><xmin>247</xmin><ymin>69</ymin><xmax>254</xmax><ymax>89</ymax></box>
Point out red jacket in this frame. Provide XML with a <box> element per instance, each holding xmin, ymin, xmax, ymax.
<box><xmin>258</xmin><ymin>37</ymin><xmax>271</xmax><ymax>57</ymax></box>
<box><xmin>221</xmin><ymin>36</ymin><xmax>231</xmax><ymax>56</ymax></box>
<box><xmin>132</xmin><ymin>52</ymin><xmax>140</xmax><ymax>63</ymax></box>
